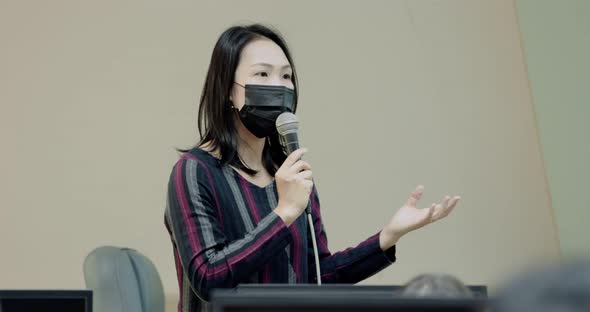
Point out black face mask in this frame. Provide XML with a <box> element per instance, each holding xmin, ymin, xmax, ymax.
<box><xmin>234</xmin><ymin>83</ymin><xmax>295</xmax><ymax>138</ymax></box>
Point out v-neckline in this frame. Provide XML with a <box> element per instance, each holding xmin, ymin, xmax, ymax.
<box><xmin>192</xmin><ymin>147</ymin><xmax>276</xmax><ymax>190</ymax></box>
<box><xmin>231</xmin><ymin>167</ymin><xmax>276</xmax><ymax>190</ymax></box>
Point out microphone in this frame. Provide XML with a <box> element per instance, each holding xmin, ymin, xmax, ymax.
<box><xmin>276</xmin><ymin>112</ymin><xmax>300</xmax><ymax>156</ymax></box>
<box><xmin>276</xmin><ymin>112</ymin><xmax>307</xmax><ymax>214</ymax></box>
<box><xmin>276</xmin><ymin>112</ymin><xmax>322</xmax><ymax>285</ymax></box>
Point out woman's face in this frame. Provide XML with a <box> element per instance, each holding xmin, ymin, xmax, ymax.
<box><xmin>230</xmin><ymin>38</ymin><xmax>294</xmax><ymax>110</ymax></box>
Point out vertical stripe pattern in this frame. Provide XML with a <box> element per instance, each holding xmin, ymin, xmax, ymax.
<box><xmin>164</xmin><ymin>148</ymin><xmax>397</xmax><ymax>312</ymax></box>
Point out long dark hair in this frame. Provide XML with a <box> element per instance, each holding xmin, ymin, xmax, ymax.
<box><xmin>184</xmin><ymin>24</ymin><xmax>299</xmax><ymax>176</ymax></box>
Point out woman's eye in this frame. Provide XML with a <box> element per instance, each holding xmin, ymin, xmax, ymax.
<box><xmin>283</xmin><ymin>74</ymin><xmax>292</xmax><ymax>79</ymax></box>
<box><xmin>256</xmin><ymin>72</ymin><xmax>268</xmax><ymax>77</ymax></box>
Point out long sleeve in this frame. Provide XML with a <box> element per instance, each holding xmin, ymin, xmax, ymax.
<box><xmin>307</xmin><ymin>187</ymin><xmax>396</xmax><ymax>284</ymax></box>
<box><xmin>165</xmin><ymin>154</ymin><xmax>293</xmax><ymax>301</ymax></box>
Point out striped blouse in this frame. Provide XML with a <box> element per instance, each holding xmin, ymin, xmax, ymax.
<box><xmin>164</xmin><ymin>148</ymin><xmax>397</xmax><ymax>312</ymax></box>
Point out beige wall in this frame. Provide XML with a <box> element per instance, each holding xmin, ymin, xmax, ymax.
<box><xmin>0</xmin><ymin>0</ymin><xmax>559</xmax><ymax>309</ymax></box>
<box><xmin>516</xmin><ymin>0</ymin><xmax>590</xmax><ymax>258</ymax></box>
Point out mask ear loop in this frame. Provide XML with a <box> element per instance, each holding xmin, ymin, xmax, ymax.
<box><xmin>231</xmin><ymin>82</ymin><xmax>246</xmax><ymax>111</ymax></box>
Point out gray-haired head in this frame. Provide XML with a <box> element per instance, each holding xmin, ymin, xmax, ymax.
<box><xmin>400</xmin><ymin>273</ymin><xmax>473</xmax><ymax>298</ymax></box>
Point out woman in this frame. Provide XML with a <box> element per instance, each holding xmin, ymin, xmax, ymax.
<box><xmin>164</xmin><ymin>24</ymin><xmax>460</xmax><ymax>312</ymax></box>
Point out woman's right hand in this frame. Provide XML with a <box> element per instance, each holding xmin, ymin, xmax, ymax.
<box><xmin>274</xmin><ymin>148</ymin><xmax>313</xmax><ymax>226</ymax></box>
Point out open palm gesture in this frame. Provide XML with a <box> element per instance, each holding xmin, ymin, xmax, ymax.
<box><xmin>380</xmin><ymin>185</ymin><xmax>460</xmax><ymax>250</ymax></box>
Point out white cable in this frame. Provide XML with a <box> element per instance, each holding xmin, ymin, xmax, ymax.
<box><xmin>307</xmin><ymin>213</ymin><xmax>322</xmax><ymax>285</ymax></box>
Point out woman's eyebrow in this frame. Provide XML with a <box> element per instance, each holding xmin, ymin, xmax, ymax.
<box><xmin>250</xmin><ymin>62</ymin><xmax>292</xmax><ymax>69</ymax></box>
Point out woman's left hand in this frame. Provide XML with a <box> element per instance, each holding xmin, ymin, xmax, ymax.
<box><xmin>379</xmin><ymin>185</ymin><xmax>460</xmax><ymax>250</ymax></box>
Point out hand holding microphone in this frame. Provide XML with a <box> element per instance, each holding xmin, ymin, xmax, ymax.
<box><xmin>274</xmin><ymin>148</ymin><xmax>313</xmax><ymax>226</ymax></box>
<box><xmin>273</xmin><ymin>112</ymin><xmax>313</xmax><ymax>226</ymax></box>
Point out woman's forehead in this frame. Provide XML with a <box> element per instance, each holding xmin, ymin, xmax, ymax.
<box><xmin>239</xmin><ymin>38</ymin><xmax>291</xmax><ymax>68</ymax></box>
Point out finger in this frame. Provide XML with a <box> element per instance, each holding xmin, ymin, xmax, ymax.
<box><xmin>431</xmin><ymin>196</ymin><xmax>449</xmax><ymax>219</ymax></box>
<box><xmin>441</xmin><ymin>195</ymin><xmax>451</xmax><ymax>209</ymax></box>
<box><xmin>434</xmin><ymin>196</ymin><xmax>460</xmax><ymax>221</ymax></box>
<box><xmin>296</xmin><ymin>170</ymin><xmax>313</xmax><ymax>181</ymax></box>
<box><xmin>447</xmin><ymin>196</ymin><xmax>460</xmax><ymax>210</ymax></box>
<box><xmin>405</xmin><ymin>185</ymin><xmax>425</xmax><ymax>207</ymax></box>
<box><xmin>283</xmin><ymin>148</ymin><xmax>308</xmax><ymax>167</ymax></box>
<box><xmin>290</xmin><ymin>160</ymin><xmax>311</xmax><ymax>173</ymax></box>
<box><xmin>303</xmin><ymin>179</ymin><xmax>314</xmax><ymax>191</ymax></box>
<box><xmin>421</xmin><ymin>204</ymin><xmax>435</xmax><ymax>225</ymax></box>
<box><xmin>430</xmin><ymin>202</ymin><xmax>442</xmax><ymax>221</ymax></box>
<box><xmin>441</xmin><ymin>196</ymin><xmax>460</xmax><ymax>218</ymax></box>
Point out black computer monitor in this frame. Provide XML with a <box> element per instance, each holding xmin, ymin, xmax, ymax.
<box><xmin>0</xmin><ymin>290</ymin><xmax>92</xmax><ymax>312</ymax></box>
<box><xmin>236</xmin><ymin>284</ymin><xmax>488</xmax><ymax>298</ymax></box>
<box><xmin>211</xmin><ymin>285</ymin><xmax>488</xmax><ymax>312</ymax></box>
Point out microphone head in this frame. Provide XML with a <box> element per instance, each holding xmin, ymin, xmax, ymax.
<box><xmin>276</xmin><ymin>112</ymin><xmax>299</xmax><ymax>136</ymax></box>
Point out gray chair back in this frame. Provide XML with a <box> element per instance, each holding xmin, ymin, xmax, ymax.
<box><xmin>83</xmin><ymin>246</ymin><xmax>165</xmax><ymax>312</ymax></box>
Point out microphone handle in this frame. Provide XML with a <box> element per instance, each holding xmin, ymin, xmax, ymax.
<box><xmin>282</xmin><ymin>131</ymin><xmax>300</xmax><ymax>155</ymax></box>
<box><xmin>280</xmin><ymin>131</ymin><xmax>310</xmax><ymax>214</ymax></box>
